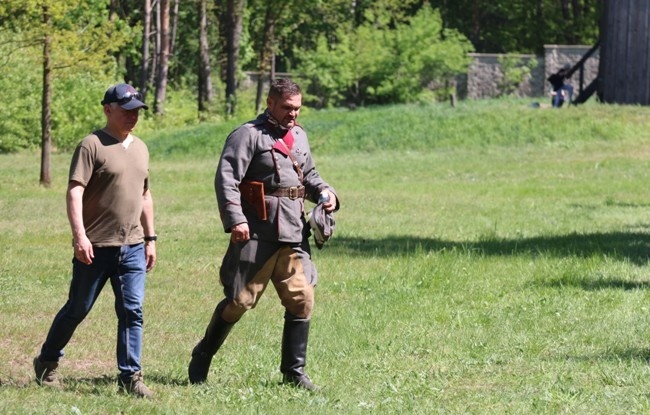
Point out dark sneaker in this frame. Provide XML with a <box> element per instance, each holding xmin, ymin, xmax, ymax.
<box><xmin>33</xmin><ymin>356</ymin><xmax>61</xmax><ymax>388</ymax></box>
<box><xmin>282</xmin><ymin>373</ymin><xmax>319</xmax><ymax>391</ymax></box>
<box><xmin>119</xmin><ymin>371</ymin><xmax>154</xmax><ymax>399</ymax></box>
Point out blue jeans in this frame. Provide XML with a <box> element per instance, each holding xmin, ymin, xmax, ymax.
<box><xmin>39</xmin><ymin>244</ymin><xmax>147</xmax><ymax>380</ymax></box>
<box><xmin>552</xmin><ymin>85</ymin><xmax>574</xmax><ymax>107</ymax></box>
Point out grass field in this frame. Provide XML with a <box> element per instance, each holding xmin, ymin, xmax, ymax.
<box><xmin>2</xmin><ymin>98</ymin><xmax>650</xmax><ymax>414</ymax></box>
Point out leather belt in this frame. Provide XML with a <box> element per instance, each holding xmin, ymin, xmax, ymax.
<box><xmin>268</xmin><ymin>186</ymin><xmax>305</xmax><ymax>200</ymax></box>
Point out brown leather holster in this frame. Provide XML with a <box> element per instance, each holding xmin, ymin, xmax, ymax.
<box><xmin>239</xmin><ymin>180</ymin><xmax>267</xmax><ymax>220</ymax></box>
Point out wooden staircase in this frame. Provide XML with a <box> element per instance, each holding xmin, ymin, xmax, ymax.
<box><xmin>569</xmin><ymin>40</ymin><xmax>600</xmax><ymax>105</ymax></box>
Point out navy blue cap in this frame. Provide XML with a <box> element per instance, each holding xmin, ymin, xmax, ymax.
<box><xmin>101</xmin><ymin>84</ymin><xmax>148</xmax><ymax>110</ymax></box>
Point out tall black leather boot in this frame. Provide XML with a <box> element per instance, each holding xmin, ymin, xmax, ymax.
<box><xmin>280</xmin><ymin>314</ymin><xmax>319</xmax><ymax>391</ymax></box>
<box><xmin>188</xmin><ymin>300</ymin><xmax>235</xmax><ymax>384</ymax></box>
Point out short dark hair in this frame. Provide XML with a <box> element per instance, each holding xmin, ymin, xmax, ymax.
<box><xmin>268</xmin><ymin>78</ymin><xmax>301</xmax><ymax>99</ymax></box>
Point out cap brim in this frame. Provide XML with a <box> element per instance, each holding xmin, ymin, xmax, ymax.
<box><xmin>120</xmin><ymin>99</ymin><xmax>149</xmax><ymax>110</ymax></box>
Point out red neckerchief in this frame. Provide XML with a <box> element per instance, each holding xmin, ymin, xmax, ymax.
<box><xmin>265</xmin><ymin>111</ymin><xmax>302</xmax><ymax>181</ymax></box>
<box><xmin>266</xmin><ymin>111</ymin><xmax>295</xmax><ymax>156</ymax></box>
<box><xmin>272</xmin><ymin>129</ymin><xmax>294</xmax><ymax>156</ymax></box>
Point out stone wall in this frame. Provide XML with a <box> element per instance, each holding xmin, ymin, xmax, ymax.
<box><xmin>459</xmin><ymin>53</ymin><xmax>543</xmax><ymax>99</ymax></box>
<box><xmin>243</xmin><ymin>45</ymin><xmax>600</xmax><ymax>102</ymax></box>
<box><xmin>459</xmin><ymin>45</ymin><xmax>600</xmax><ymax>100</ymax></box>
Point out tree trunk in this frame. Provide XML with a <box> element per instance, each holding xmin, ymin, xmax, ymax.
<box><xmin>154</xmin><ymin>0</ymin><xmax>171</xmax><ymax>114</ymax></box>
<box><xmin>570</xmin><ymin>0</ymin><xmax>582</xmax><ymax>44</ymax></box>
<box><xmin>560</xmin><ymin>0</ymin><xmax>572</xmax><ymax>43</ymax></box>
<box><xmin>140</xmin><ymin>0</ymin><xmax>152</xmax><ymax>99</ymax></box>
<box><xmin>471</xmin><ymin>0</ymin><xmax>481</xmax><ymax>50</ymax></box>
<box><xmin>255</xmin><ymin>4</ymin><xmax>280</xmax><ymax>113</ymax></box>
<box><xmin>198</xmin><ymin>0</ymin><xmax>212</xmax><ymax>112</ymax></box>
<box><xmin>149</xmin><ymin>0</ymin><xmax>160</xmax><ymax>90</ymax></box>
<box><xmin>109</xmin><ymin>0</ymin><xmax>118</xmax><ymax>21</ymax></box>
<box><xmin>40</xmin><ymin>7</ymin><xmax>52</xmax><ymax>187</ymax></box>
<box><xmin>225</xmin><ymin>0</ymin><xmax>244</xmax><ymax>116</ymax></box>
<box><xmin>170</xmin><ymin>0</ymin><xmax>180</xmax><ymax>56</ymax></box>
<box><xmin>560</xmin><ymin>0</ymin><xmax>571</xmax><ymax>20</ymax></box>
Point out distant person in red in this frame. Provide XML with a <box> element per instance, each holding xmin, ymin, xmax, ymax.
<box><xmin>548</xmin><ymin>63</ymin><xmax>574</xmax><ymax>107</ymax></box>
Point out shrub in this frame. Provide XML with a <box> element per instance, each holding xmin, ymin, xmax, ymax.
<box><xmin>498</xmin><ymin>54</ymin><xmax>538</xmax><ymax>97</ymax></box>
<box><xmin>295</xmin><ymin>8</ymin><xmax>473</xmax><ymax>107</ymax></box>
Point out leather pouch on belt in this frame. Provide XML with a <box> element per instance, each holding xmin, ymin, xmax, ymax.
<box><xmin>239</xmin><ymin>180</ymin><xmax>267</xmax><ymax>220</ymax></box>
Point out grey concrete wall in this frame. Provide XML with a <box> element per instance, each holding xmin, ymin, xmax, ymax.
<box><xmin>461</xmin><ymin>45</ymin><xmax>600</xmax><ymax>100</ymax></box>
<box><xmin>460</xmin><ymin>53</ymin><xmax>543</xmax><ymax>99</ymax></box>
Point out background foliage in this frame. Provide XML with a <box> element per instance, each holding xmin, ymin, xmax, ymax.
<box><xmin>498</xmin><ymin>54</ymin><xmax>539</xmax><ymax>97</ymax></box>
<box><xmin>0</xmin><ymin>0</ymin><xmax>602</xmax><ymax>153</ymax></box>
<box><xmin>430</xmin><ymin>0</ymin><xmax>601</xmax><ymax>54</ymax></box>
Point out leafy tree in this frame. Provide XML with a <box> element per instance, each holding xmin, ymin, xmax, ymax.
<box><xmin>296</xmin><ymin>7</ymin><xmax>473</xmax><ymax>107</ymax></box>
<box><xmin>291</xmin><ymin>30</ymin><xmax>357</xmax><ymax>108</ymax></box>
<box><xmin>0</xmin><ymin>0</ymin><xmax>606</xmax><ymax>160</ymax></box>
<box><xmin>431</xmin><ymin>0</ymin><xmax>601</xmax><ymax>54</ymax></box>
<box><xmin>0</xmin><ymin>0</ymin><xmax>131</xmax><ymax>185</ymax></box>
<box><xmin>373</xmin><ymin>7</ymin><xmax>473</xmax><ymax>103</ymax></box>
<box><xmin>0</xmin><ymin>31</ymin><xmax>41</xmax><ymax>153</ymax></box>
<box><xmin>353</xmin><ymin>0</ymin><xmax>422</xmax><ymax>27</ymax></box>
<box><xmin>272</xmin><ymin>0</ymin><xmax>356</xmax><ymax>76</ymax></box>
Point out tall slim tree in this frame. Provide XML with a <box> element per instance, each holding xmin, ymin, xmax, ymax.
<box><xmin>140</xmin><ymin>0</ymin><xmax>152</xmax><ymax>99</ymax></box>
<box><xmin>154</xmin><ymin>0</ymin><xmax>171</xmax><ymax>114</ymax></box>
<box><xmin>149</xmin><ymin>0</ymin><xmax>161</xmax><ymax>89</ymax></box>
<box><xmin>217</xmin><ymin>0</ymin><xmax>244</xmax><ymax>116</ymax></box>
<box><xmin>170</xmin><ymin>0</ymin><xmax>180</xmax><ymax>56</ymax></box>
<box><xmin>198</xmin><ymin>0</ymin><xmax>213</xmax><ymax>112</ymax></box>
<box><xmin>253</xmin><ymin>1</ymin><xmax>288</xmax><ymax>113</ymax></box>
<box><xmin>40</xmin><ymin>5</ymin><xmax>53</xmax><ymax>186</ymax></box>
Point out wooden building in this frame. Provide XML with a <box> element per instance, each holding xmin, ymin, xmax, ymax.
<box><xmin>599</xmin><ymin>0</ymin><xmax>650</xmax><ymax>105</ymax></box>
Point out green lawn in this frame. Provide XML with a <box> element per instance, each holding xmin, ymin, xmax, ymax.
<box><xmin>2</xmin><ymin>99</ymin><xmax>650</xmax><ymax>414</ymax></box>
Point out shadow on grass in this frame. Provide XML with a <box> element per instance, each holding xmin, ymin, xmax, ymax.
<box><xmin>565</xmin><ymin>347</ymin><xmax>650</xmax><ymax>362</ymax></box>
<box><xmin>543</xmin><ymin>277</ymin><xmax>650</xmax><ymax>291</ymax></box>
<box><xmin>0</xmin><ymin>373</ymin><xmax>191</xmax><ymax>393</ymax></box>
<box><xmin>602</xmin><ymin>347</ymin><xmax>650</xmax><ymax>362</ymax></box>
<box><xmin>0</xmin><ymin>376</ymin><xmax>115</xmax><ymax>390</ymax></box>
<box><xmin>67</xmin><ymin>375</ymin><xmax>116</xmax><ymax>386</ymax></box>
<box><xmin>334</xmin><ymin>231</ymin><xmax>650</xmax><ymax>265</ymax></box>
<box><xmin>146</xmin><ymin>373</ymin><xmax>189</xmax><ymax>386</ymax></box>
<box><xmin>61</xmin><ymin>375</ymin><xmax>118</xmax><ymax>394</ymax></box>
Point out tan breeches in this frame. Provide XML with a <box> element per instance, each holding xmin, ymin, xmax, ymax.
<box><xmin>220</xmin><ymin>244</ymin><xmax>315</xmax><ymax>322</ymax></box>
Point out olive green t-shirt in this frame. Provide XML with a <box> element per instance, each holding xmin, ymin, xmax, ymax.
<box><xmin>69</xmin><ymin>130</ymin><xmax>150</xmax><ymax>247</ymax></box>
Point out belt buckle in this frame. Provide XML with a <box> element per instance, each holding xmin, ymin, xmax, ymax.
<box><xmin>288</xmin><ymin>186</ymin><xmax>298</xmax><ymax>200</ymax></box>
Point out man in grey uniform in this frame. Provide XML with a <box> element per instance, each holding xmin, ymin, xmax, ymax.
<box><xmin>188</xmin><ymin>78</ymin><xmax>339</xmax><ymax>390</ymax></box>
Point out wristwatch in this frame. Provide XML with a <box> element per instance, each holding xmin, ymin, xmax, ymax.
<box><xmin>144</xmin><ymin>235</ymin><xmax>158</xmax><ymax>242</ymax></box>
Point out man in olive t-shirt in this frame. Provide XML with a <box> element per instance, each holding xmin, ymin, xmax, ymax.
<box><xmin>33</xmin><ymin>84</ymin><xmax>157</xmax><ymax>399</ymax></box>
